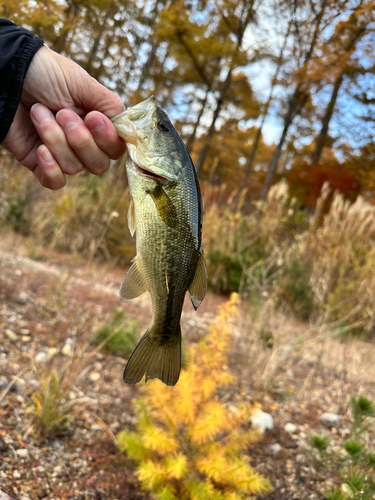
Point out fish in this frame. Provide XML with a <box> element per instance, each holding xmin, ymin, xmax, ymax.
<box><xmin>111</xmin><ymin>96</ymin><xmax>207</xmax><ymax>386</ymax></box>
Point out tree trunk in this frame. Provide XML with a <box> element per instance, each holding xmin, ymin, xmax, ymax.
<box><xmin>310</xmin><ymin>21</ymin><xmax>367</xmax><ymax>166</ymax></box>
<box><xmin>310</xmin><ymin>73</ymin><xmax>344</xmax><ymax>166</ymax></box>
<box><xmin>195</xmin><ymin>1</ymin><xmax>255</xmax><ymax>175</ymax></box>
<box><xmin>259</xmin><ymin>0</ymin><xmax>328</xmax><ymax>199</ymax></box>
<box><xmin>185</xmin><ymin>87</ymin><xmax>210</xmax><ymax>152</ymax></box>
<box><xmin>235</xmin><ymin>19</ymin><xmax>291</xmax><ymax>201</ymax></box>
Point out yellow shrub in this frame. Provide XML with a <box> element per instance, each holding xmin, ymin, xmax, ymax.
<box><xmin>118</xmin><ymin>295</ymin><xmax>271</xmax><ymax>500</ymax></box>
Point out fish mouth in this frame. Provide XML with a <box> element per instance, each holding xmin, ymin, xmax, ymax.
<box><xmin>132</xmin><ymin>160</ymin><xmax>168</xmax><ymax>182</ymax></box>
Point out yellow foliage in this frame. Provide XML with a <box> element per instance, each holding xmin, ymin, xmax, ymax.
<box><xmin>118</xmin><ymin>294</ymin><xmax>271</xmax><ymax>499</ymax></box>
<box><xmin>136</xmin><ymin>460</ymin><xmax>167</xmax><ymax>490</ymax></box>
<box><xmin>190</xmin><ymin>401</ymin><xmax>230</xmax><ymax>444</ymax></box>
<box><xmin>164</xmin><ymin>453</ymin><xmax>188</xmax><ymax>479</ymax></box>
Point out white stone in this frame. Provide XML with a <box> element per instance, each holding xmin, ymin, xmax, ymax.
<box><xmin>251</xmin><ymin>408</ymin><xmax>273</xmax><ymax>434</ymax></box>
<box><xmin>16</xmin><ymin>448</ymin><xmax>28</xmax><ymax>458</ymax></box>
<box><xmin>17</xmin><ymin>292</ymin><xmax>28</xmax><ymax>305</ymax></box>
<box><xmin>13</xmin><ymin>470</ymin><xmax>21</xmax><ymax>479</ymax></box>
<box><xmin>284</xmin><ymin>423</ymin><xmax>297</xmax><ymax>434</ymax></box>
<box><xmin>320</xmin><ymin>412</ymin><xmax>340</xmax><ymax>428</ymax></box>
<box><xmin>268</xmin><ymin>443</ymin><xmax>281</xmax><ymax>455</ymax></box>
<box><xmin>62</xmin><ymin>339</ymin><xmax>74</xmax><ymax>357</ymax></box>
<box><xmin>4</xmin><ymin>329</ymin><xmax>17</xmax><ymax>341</ymax></box>
<box><xmin>0</xmin><ymin>490</ymin><xmax>14</xmax><ymax>500</ymax></box>
<box><xmin>89</xmin><ymin>372</ymin><xmax>100</xmax><ymax>382</ymax></box>
<box><xmin>35</xmin><ymin>352</ymin><xmax>48</xmax><ymax>364</ymax></box>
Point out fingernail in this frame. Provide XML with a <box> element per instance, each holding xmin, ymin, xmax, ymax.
<box><xmin>89</xmin><ymin>116</ymin><xmax>105</xmax><ymax>133</ymax></box>
<box><xmin>31</xmin><ymin>104</ymin><xmax>52</xmax><ymax>126</ymax></box>
<box><xmin>64</xmin><ymin>116</ymin><xmax>79</xmax><ymax>131</ymax></box>
<box><xmin>40</xmin><ymin>146</ymin><xmax>54</xmax><ymax>164</ymax></box>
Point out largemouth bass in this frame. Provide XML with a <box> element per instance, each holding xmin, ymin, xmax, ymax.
<box><xmin>111</xmin><ymin>96</ymin><xmax>207</xmax><ymax>386</ymax></box>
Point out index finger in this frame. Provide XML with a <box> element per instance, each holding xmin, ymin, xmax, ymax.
<box><xmin>85</xmin><ymin>111</ymin><xmax>126</xmax><ymax>160</ymax></box>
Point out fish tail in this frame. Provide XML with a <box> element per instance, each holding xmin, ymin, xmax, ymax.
<box><xmin>123</xmin><ymin>325</ymin><xmax>181</xmax><ymax>386</ymax></box>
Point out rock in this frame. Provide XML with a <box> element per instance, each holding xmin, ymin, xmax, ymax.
<box><xmin>13</xmin><ymin>470</ymin><xmax>21</xmax><ymax>479</ymax></box>
<box><xmin>35</xmin><ymin>465</ymin><xmax>46</xmax><ymax>477</ymax></box>
<box><xmin>0</xmin><ymin>377</ymin><xmax>8</xmax><ymax>391</ymax></box>
<box><xmin>51</xmin><ymin>440</ymin><xmax>63</xmax><ymax>450</ymax></box>
<box><xmin>0</xmin><ymin>490</ymin><xmax>16</xmax><ymax>500</ymax></box>
<box><xmin>91</xmin><ymin>424</ymin><xmax>102</xmax><ymax>431</ymax></box>
<box><xmin>89</xmin><ymin>372</ymin><xmax>100</xmax><ymax>382</ymax></box>
<box><xmin>16</xmin><ymin>448</ymin><xmax>29</xmax><ymax>458</ymax></box>
<box><xmin>21</xmin><ymin>336</ymin><xmax>31</xmax><ymax>343</ymax></box>
<box><xmin>17</xmin><ymin>292</ymin><xmax>28</xmax><ymax>305</ymax></box>
<box><xmin>62</xmin><ymin>338</ymin><xmax>74</xmax><ymax>357</ymax></box>
<box><xmin>320</xmin><ymin>412</ymin><xmax>340</xmax><ymax>428</ymax></box>
<box><xmin>284</xmin><ymin>423</ymin><xmax>298</xmax><ymax>434</ymax></box>
<box><xmin>4</xmin><ymin>329</ymin><xmax>17</xmax><ymax>341</ymax></box>
<box><xmin>250</xmin><ymin>408</ymin><xmax>273</xmax><ymax>434</ymax></box>
<box><xmin>35</xmin><ymin>352</ymin><xmax>48</xmax><ymax>364</ymax></box>
<box><xmin>52</xmin><ymin>465</ymin><xmax>64</xmax><ymax>477</ymax></box>
<box><xmin>0</xmin><ymin>377</ymin><xmax>18</xmax><ymax>393</ymax></box>
<box><xmin>16</xmin><ymin>395</ymin><xmax>24</xmax><ymax>403</ymax></box>
<box><xmin>268</xmin><ymin>443</ymin><xmax>282</xmax><ymax>455</ymax></box>
<box><xmin>28</xmin><ymin>378</ymin><xmax>39</xmax><ymax>389</ymax></box>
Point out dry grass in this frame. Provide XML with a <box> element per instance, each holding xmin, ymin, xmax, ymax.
<box><xmin>2</xmin><ymin>154</ymin><xmax>375</xmax><ymax>343</ymax></box>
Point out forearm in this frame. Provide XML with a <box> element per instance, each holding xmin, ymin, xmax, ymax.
<box><xmin>0</xmin><ymin>18</ymin><xmax>43</xmax><ymax>143</ymax></box>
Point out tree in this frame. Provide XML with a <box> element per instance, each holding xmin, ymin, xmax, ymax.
<box><xmin>310</xmin><ymin>2</ymin><xmax>375</xmax><ymax>166</ymax></box>
<box><xmin>259</xmin><ymin>0</ymin><xmax>335</xmax><ymax>198</ymax></box>
<box><xmin>117</xmin><ymin>295</ymin><xmax>272</xmax><ymax>500</ymax></box>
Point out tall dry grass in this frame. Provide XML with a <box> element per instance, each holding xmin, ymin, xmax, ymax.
<box><xmin>2</xmin><ymin>155</ymin><xmax>375</xmax><ymax>339</ymax></box>
<box><xmin>0</xmin><ymin>156</ymin><xmax>135</xmax><ymax>263</ymax></box>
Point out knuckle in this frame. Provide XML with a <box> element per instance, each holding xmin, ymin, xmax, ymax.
<box><xmin>62</xmin><ymin>161</ymin><xmax>84</xmax><ymax>176</ymax></box>
<box><xmin>69</xmin><ymin>127</ymin><xmax>93</xmax><ymax>151</ymax></box>
<box><xmin>41</xmin><ymin>124</ymin><xmax>65</xmax><ymax>148</ymax></box>
<box><xmin>90</xmin><ymin>158</ymin><xmax>110</xmax><ymax>175</ymax></box>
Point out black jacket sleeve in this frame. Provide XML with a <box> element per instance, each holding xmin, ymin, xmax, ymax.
<box><xmin>0</xmin><ymin>19</ymin><xmax>44</xmax><ymax>143</ymax></box>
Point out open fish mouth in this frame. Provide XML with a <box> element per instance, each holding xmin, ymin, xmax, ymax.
<box><xmin>133</xmin><ymin>160</ymin><xmax>167</xmax><ymax>182</ymax></box>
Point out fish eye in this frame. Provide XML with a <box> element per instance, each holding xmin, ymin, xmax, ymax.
<box><xmin>157</xmin><ymin>121</ymin><xmax>170</xmax><ymax>132</ymax></box>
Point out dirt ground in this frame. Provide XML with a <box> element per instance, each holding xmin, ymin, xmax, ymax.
<box><xmin>1</xmin><ymin>231</ymin><xmax>375</xmax><ymax>500</ymax></box>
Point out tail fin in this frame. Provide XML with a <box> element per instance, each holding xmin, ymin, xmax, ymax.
<box><xmin>123</xmin><ymin>326</ymin><xmax>181</xmax><ymax>386</ymax></box>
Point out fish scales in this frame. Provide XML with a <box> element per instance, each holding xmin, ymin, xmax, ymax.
<box><xmin>111</xmin><ymin>96</ymin><xmax>207</xmax><ymax>386</ymax></box>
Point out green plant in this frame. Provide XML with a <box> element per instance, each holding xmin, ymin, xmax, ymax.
<box><xmin>28</xmin><ymin>366</ymin><xmax>73</xmax><ymax>440</ymax></box>
<box><xmin>323</xmin><ymin>395</ymin><xmax>375</xmax><ymax>499</ymax></box>
<box><xmin>6</xmin><ymin>193</ymin><xmax>32</xmax><ymax>234</ymax></box>
<box><xmin>277</xmin><ymin>256</ymin><xmax>314</xmax><ymax>320</ymax></box>
<box><xmin>117</xmin><ymin>295</ymin><xmax>272</xmax><ymax>499</ymax></box>
<box><xmin>345</xmin><ymin>440</ymin><xmax>365</xmax><ymax>456</ymax></box>
<box><xmin>350</xmin><ymin>395</ymin><xmax>375</xmax><ymax>438</ymax></box>
<box><xmin>325</xmin><ymin>467</ymin><xmax>375</xmax><ymax>500</ymax></box>
<box><xmin>311</xmin><ymin>434</ymin><xmax>329</xmax><ymax>451</ymax></box>
<box><xmin>96</xmin><ymin>308</ymin><xmax>138</xmax><ymax>359</ymax></box>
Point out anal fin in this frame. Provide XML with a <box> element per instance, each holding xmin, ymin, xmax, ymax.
<box><xmin>188</xmin><ymin>252</ymin><xmax>207</xmax><ymax>310</ymax></box>
<box><xmin>119</xmin><ymin>256</ymin><xmax>148</xmax><ymax>300</ymax></box>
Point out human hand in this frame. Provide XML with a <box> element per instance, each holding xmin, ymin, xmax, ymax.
<box><xmin>1</xmin><ymin>46</ymin><xmax>126</xmax><ymax>190</ymax></box>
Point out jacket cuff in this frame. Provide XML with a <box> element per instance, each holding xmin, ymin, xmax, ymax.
<box><xmin>0</xmin><ymin>34</ymin><xmax>44</xmax><ymax>143</ymax></box>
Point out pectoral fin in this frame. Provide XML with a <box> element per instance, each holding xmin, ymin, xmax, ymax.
<box><xmin>127</xmin><ymin>197</ymin><xmax>136</xmax><ymax>236</ymax></box>
<box><xmin>189</xmin><ymin>252</ymin><xmax>207</xmax><ymax>310</ymax></box>
<box><xmin>119</xmin><ymin>257</ymin><xmax>148</xmax><ymax>300</ymax></box>
<box><xmin>147</xmin><ymin>184</ymin><xmax>179</xmax><ymax>228</ymax></box>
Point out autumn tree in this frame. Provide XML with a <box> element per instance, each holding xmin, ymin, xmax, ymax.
<box><xmin>259</xmin><ymin>0</ymin><xmax>345</xmax><ymax>198</ymax></box>
<box><xmin>309</xmin><ymin>2</ymin><xmax>375</xmax><ymax>166</ymax></box>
